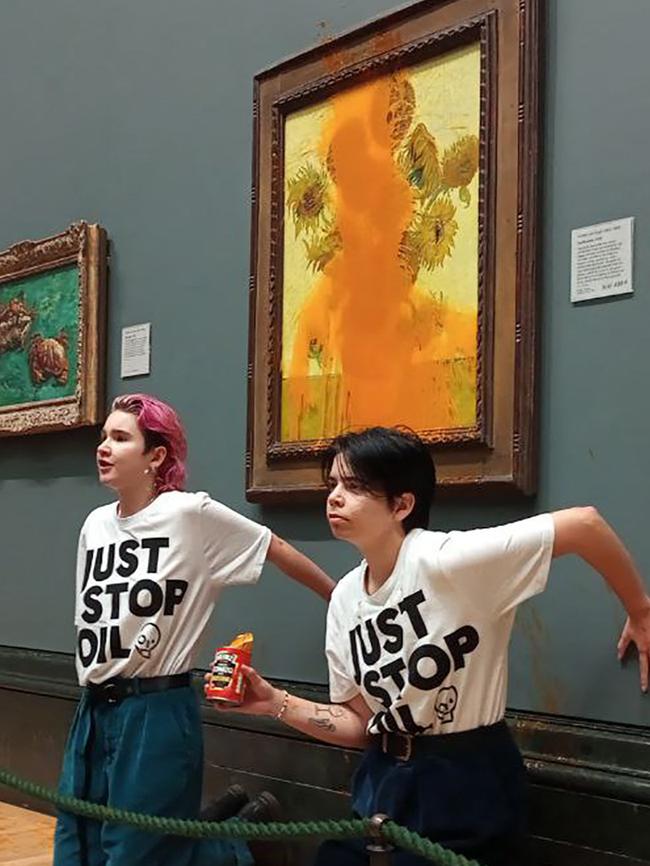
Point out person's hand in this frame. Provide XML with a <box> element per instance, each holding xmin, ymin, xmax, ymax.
<box><xmin>204</xmin><ymin>665</ymin><xmax>284</xmax><ymax>716</ymax></box>
<box><xmin>617</xmin><ymin>596</ymin><xmax>650</xmax><ymax>692</ymax></box>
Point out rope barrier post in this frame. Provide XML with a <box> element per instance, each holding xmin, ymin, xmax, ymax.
<box><xmin>366</xmin><ymin>813</ymin><xmax>394</xmax><ymax>866</ymax></box>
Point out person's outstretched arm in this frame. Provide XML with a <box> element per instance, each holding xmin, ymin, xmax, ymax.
<box><xmin>552</xmin><ymin>507</ymin><xmax>650</xmax><ymax>691</ymax></box>
<box><xmin>207</xmin><ymin>665</ymin><xmax>372</xmax><ymax>749</ymax></box>
<box><xmin>266</xmin><ymin>534</ymin><xmax>335</xmax><ymax>601</ymax></box>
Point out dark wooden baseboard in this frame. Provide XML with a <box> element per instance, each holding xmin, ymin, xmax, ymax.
<box><xmin>1</xmin><ymin>645</ymin><xmax>649</xmax><ymax>865</ymax></box>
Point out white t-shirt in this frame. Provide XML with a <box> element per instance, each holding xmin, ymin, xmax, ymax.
<box><xmin>326</xmin><ymin>515</ymin><xmax>554</xmax><ymax>735</ymax></box>
<box><xmin>74</xmin><ymin>490</ymin><xmax>271</xmax><ymax>685</ymax></box>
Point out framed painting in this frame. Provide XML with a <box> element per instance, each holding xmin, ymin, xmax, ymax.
<box><xmin>247</xmin><ymin>0</ymin><xmax>542</xmax><ymax>501</ymax></box>
<box><xmin>0</xmin><ymin>222</ymin><xmax>107</xmax><ymax>436</ymax></box>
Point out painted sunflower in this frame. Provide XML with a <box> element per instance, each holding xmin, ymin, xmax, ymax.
<box><xmin>420</xmin><ymin>198</ymin><xmax>458</xmax><ymax>269</ymax></box>
<box><xmin>399</xmin><ymin>198</ymin><xmax>458</xmax><ymax>277</ymax></box>
<box><xmin>441</xmin><ymin>134</ymin><xmax>479</xmax><ymax>188</ymax></box>
<box><xmin>397</xmin><ymin>228</ymin><xmax>422</xmax><ymax>282</ymax></box>
<box><xmin>303</xmin><ymin>225</ymin><xmax>343</xmax><ymax>273</ymax></box>
<box><xmin>286</xmin><ymin>164</ymin><xmax>330</xmax><ymax>238</ymax></box>
<box><xmin>398</xmin><ymin>123</ymin><xmax>441</xmax><ymax>199</ymax></box>
<box><xmin>386</xmin><ymin>75</ymin><xmax>416</xmax><ymax>150</ymax></box>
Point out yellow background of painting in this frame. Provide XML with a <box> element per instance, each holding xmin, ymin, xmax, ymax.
<box><xmin>281</xmin><ymin>42</ymin><xmax>480</xmax><ymax>439</ymax></box>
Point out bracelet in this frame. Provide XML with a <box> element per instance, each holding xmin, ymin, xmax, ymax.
<box><xmin>275</xmin><ymin>689</ymin><xmax>289</xmax><ymax>722</ymax></box>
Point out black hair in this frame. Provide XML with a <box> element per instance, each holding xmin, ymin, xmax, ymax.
<box><xmin>322</xmin><ymin>426</ymin><xmax>436</xmax><ymax>533</ymax></box>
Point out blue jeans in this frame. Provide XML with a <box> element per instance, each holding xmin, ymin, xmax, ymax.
<box><xmin>315</xmin><ymin>720</ymin><xmax>528</xmax><ymax>866</ymax></box>
<box><xmin>53</xmin><ymin>686</ymin><xmax>252</xmax><ymax>866</ymax></box>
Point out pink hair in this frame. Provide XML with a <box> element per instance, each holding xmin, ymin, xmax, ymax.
<box><xmin>111</xmin><ymin>394</ymin><xmax>187</xmax><ymax>492</ymax></box>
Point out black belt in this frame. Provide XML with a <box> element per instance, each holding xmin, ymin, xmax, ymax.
<box><xmin>86</xmin><ymin>672</ymin><xmax>191</xmax><ymax>705</ymax></box>
<box><xmin>376</xmin><ymin>719</ymin><xmax>509</xmax><ymax>762</ymax></box>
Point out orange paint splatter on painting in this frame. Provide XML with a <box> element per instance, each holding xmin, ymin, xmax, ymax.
<box><xmin>283</xmin><ymin>76</ymin><xmax>477</xmax><ymax>440</ymax></box>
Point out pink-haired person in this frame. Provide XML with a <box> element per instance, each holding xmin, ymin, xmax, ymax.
<box><xmin>53</xmin><ymin>393</ymin><xmax>334</xmax><ymax>866</ymax></box>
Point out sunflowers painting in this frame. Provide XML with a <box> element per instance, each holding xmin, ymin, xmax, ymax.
<box><xmin>280</xmin><ymin>42</ymin><xmax>481</xmax><ymax>442</ymax></box>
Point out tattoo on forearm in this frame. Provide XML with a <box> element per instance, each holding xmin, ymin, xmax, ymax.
<box><xmin>309</xmin><ymin>717</ymin><xmax>336</xmax><ymax>732</ymax></box>
<box><xmin>308</xmin><ymin>703</ymin><xmax>345</xmax><ymax>733</ymax></box>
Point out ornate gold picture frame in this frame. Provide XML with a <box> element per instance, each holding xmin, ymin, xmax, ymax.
<box><xmin>0</xmin><ymin>222</ymin><xmax>108</xmax><ymax>436</ymax></box>
<box><xmin>247</xmin><ymin>0</ymin><xmax>542</xmax><ymax>501</ymax></box>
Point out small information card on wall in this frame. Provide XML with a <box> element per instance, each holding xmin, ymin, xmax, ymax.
<box><xmin>571</xmin><ymin>217</ymin><xmax>634</xmax><ymax>303</ymax></box>
<box><xmin>121</xmin><ymin>323</ymin><xmax>151</xmax><ymax>378</ymax></box>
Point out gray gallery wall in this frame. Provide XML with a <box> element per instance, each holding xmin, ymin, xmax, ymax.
<box><xmin>0</xmin><ymin>0</ymin><xmax>648</xmax><ymax>727</ymax></box>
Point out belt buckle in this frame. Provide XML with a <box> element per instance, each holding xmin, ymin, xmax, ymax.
<box><xmin>382</xmin><ymin>732</ymin><xmax>413</xmax><ymax>762</ymax></box>
<box><xmin>102</xmin><ymin>682</ymin><xmax>119</xmax><ymax>705</ymax></box>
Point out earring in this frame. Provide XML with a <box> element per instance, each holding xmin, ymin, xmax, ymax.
<box><xmin>144</xmin><ymin>468</ymin><xmax>151</xmax><ymax>475</ymax></box>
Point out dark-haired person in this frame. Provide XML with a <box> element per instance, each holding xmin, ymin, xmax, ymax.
<box><xmin>53</xmin><ymin>393</ymin><xmax>335</xmax><ymax>866</ymax></box>
<box><xmin>210</xmin><ymin>426</ymin><xmax>650</xmax><ymax>866</ymax></box>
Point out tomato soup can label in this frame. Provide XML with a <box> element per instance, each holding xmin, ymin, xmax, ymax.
<box><xmin>205</xmin><ymin>646</ymin><xmax>251</xmax><ymax>705</ymax></box>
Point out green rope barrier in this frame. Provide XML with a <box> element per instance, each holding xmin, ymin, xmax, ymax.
<box><xmin>0</xmin><ymin>767</ymin><xmax>481</xmax><ymax>866</ymax></box>
<box><xmin>381</xmin><ymin>824</ymin><xmax>481</xmax><ymax>866</ymax></box>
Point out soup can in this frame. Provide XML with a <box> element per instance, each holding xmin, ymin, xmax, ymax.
<box><xmin>205</xmin><ymin>634</ymin><xmax>253</xmax><ymax>705</ymax></box>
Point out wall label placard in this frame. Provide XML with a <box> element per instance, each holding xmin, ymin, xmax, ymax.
<box><xmin>571</xmin><ymin>217</ymin><xmax>634</xmax><ymax>303</ymax></box>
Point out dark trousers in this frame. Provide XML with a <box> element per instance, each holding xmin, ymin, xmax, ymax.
<box><xmin>53</xmin><ymin>686</ymin><xmax>252</xmax><ymax>866</ymax></box>
<box><xmin>315</xmin><ymin>721</ymin><xmax>528</xmax><ymax>866</ymax></box>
